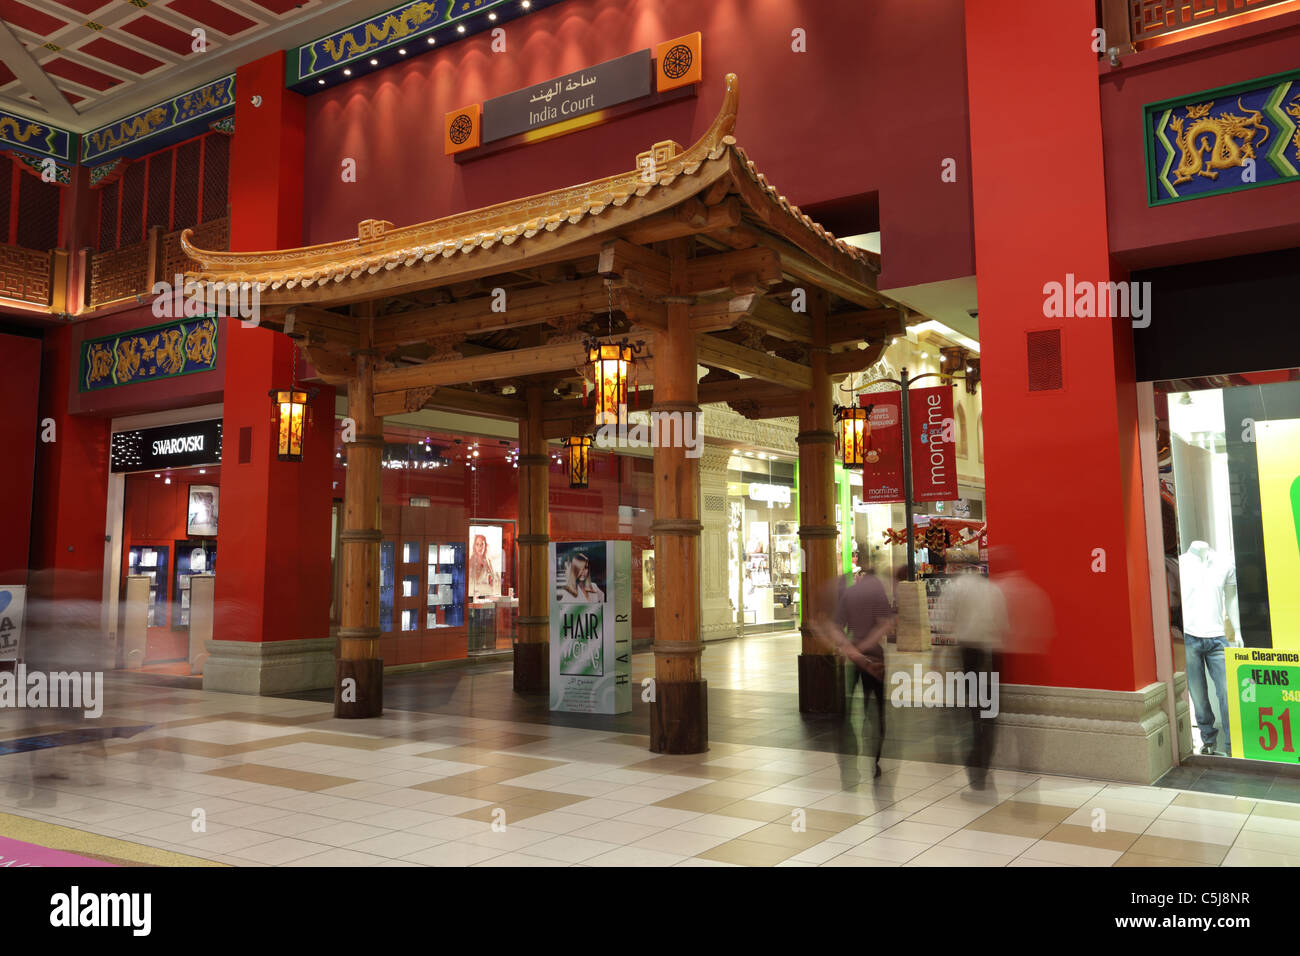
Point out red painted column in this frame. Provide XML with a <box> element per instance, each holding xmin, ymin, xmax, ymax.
<box><xmin>212</xmin><ymin>51</ymin><xmax>335</xmax><ymax>663</ymax></box>
<box><xmin>28</xmin><ymin>325</ymin><xmax>110</xmax><ymax>621</ymax></box>
<box><xmin>964</xmin><ymin>0</ymin><xmax>1156</xmax><ymax>691</ymax></box>
<box><xmin>2</xmin><ymin>332</ymin><xmax>46</xmax><ymax>586</ymax></box>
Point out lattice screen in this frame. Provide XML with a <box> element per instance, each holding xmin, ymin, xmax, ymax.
<box><xmin>98</xmin><ymin>180</ymin><xmax>119</xmax><ymax>251</ymax></box>
<box><xmin>16</xmin><ymin>171</ymin><xmax>59</xmax><ymax>251</ymax></box>
<box><xmin>146</xmin><ymin>152</ymin><xmax>173</xmax><ymax>232</ymax></box>
<box><xmin>0</xmin><ymin>160</ymin><xmax>11</xmax><ymax>245</ymax></box>
<box><xmin>202</xmin><ymin>134</ymin><xmax>229</xmax><ymax>222</ymax></box>
<box><xmin>172</xmin><ymin>139</ymin><xmax>202</xmax><ymax>230</ymax></box>
<box><xmin>119</xmin><ymin>161</ymin><xmax>146</xmax><ymax>246</ymax></box>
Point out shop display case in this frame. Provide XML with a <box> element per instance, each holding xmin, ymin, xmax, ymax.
<box><xmin>379</xmin><ymin>541</ymin><xmax>395</xmax><ymax>632</ymax></box>
<box><xmin>426</xmin><ymin>541</ymin><xmax>465</xmax><ymax>629</ymax></box>
<box><xmin>172</xmin><ymin>540</ymin><xmax>216</xmax><ymax>630</ymax></box>
<box><xmin>126</xmin><ymin>545</ymin><xmax>169</xmax><ymax>627</ymax></box>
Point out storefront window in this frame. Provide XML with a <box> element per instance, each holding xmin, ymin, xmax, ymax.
<box><xmin>727</xmin><ymin>455</ymin><xmax>799</xmax><ymax>633</ymax></box>
<box><xmin>1158</xmin><ymin>371</ymin><xmax>1300</xmax><ymax>763</ymax></box>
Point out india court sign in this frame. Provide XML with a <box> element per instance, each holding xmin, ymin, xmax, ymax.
<box><xmin>481</xmin><ymin>50</ymin><xmax>652</xmax><ymax>144</ymax></box>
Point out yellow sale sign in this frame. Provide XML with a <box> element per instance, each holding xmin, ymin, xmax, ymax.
<box><xmin>1257</xmin><ymin>419</ymin><xmax>1300</xmax><ymax>648</ymax></box>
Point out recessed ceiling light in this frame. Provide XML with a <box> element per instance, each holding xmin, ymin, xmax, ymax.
<box><xmin>427</xmin><ymin>36</ymin><xmax>435</xmax><ymax>44</ymax></box>
<box><xmin>457</xmin><ymin>24</ymin><xmax>465</xmax><ymax>33</ymax></box>
<box><xmin>522</xmin><ymin>0</ymin><xmax>531</xmax><ymax>7</ymax></box>
<box><xmin>398</xmin><ymin>48</ymin><xmax>406</xmax><ymax>55</ymax></box>
<box><xmin>489</xmin><ymin>12</ymin><xmax>497</xmax><ymax>19</ymax></box>
<box><xmin>343</xmin><ymin>68</ymin><xmax>351</xmax><ymax>76</ymax></box>
<box><xmin>317</xmin><ymin>79</ymin><xmax>325</xmax><ymax>85</ymax></box>
<box><xmin>369</xmin><ymin>58</ymin><xmax>378</xmax><ymax>66</ymax></box>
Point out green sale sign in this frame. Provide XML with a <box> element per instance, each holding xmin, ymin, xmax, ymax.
<box><xmin>1226</xmin><ymin>648</ymin><xmax>1300</xmax><ymax>762</ymax></box>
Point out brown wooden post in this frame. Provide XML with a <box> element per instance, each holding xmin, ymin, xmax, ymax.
<box><xmin>797</xmin><ymin>288</ymin><xmax>845</xmax><ymax>714</ymax></box>
<box><xmin>336</xmin><ymin>311</ymin><xmax>384</xmax><ymax>717</ymax></box>
<box><xmin>650</xmin><ymin>237</ymin><xmax>707</xmax><ymax>753</ymax></box>
<box><xmin>514</xmin><ymin>383</ymin><xmax>550</xmax><ymax>692</ymax></box>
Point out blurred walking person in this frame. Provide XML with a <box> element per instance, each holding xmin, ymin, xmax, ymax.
<box><xmin>817</xmin><ymin>567</ymin><xmax>895</xmax><ymax>782</ymax></box>
<box><xmin>941</xmin><ymin>569</ymin><xmax>1008</xmax><ymax>789</ymax></box>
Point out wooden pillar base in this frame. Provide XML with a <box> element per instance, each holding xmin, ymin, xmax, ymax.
<box><xmin>798</xmin><ymin>653</ymin><xmax>846</xmax><ymax>715</ymax></box>
<box><xmin>334</xmin><ymin>659</ymin><xmax>383</xmax><ymax>718</ymax></box>
<box><xmin>513</xmin><ymin>641</ymin><xmax>549</xmax><ymax>693</ymax></box>
<box><xmin>649</xmin><ymin>680</ymin><xmax>708</xmax><ymax>754</ymax></box>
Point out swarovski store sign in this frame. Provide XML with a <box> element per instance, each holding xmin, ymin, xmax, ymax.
<box><xmin>111</xmin><ymin>419</ymin><xmax>223</xmax><ymax>473</ymax></box>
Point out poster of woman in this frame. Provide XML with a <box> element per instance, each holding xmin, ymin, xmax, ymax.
<box><xmin>555</xmin><ymin>544</ymin><xmax>606</xmax><ymax>604</ymax></box>
<box><xmin>467</xmin><ymin>525</ymin><xmax>503</xmax><ymax>599</ymax></box>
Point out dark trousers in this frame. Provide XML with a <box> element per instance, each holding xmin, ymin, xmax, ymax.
<box><xmin>851</xmin><ymin>665</ymin><xmax>887</xmax><ymax>765</ymax></box>
<box><xmin>959</xmin><ymin>645</ymin><xmax>999</xmax><ymax>784</ymax></box>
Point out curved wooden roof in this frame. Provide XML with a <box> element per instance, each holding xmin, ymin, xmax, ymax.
<box><xmin>181</xmin><ymin>74</ymin><xmax>882</xmax><ymax>305</ymax></box>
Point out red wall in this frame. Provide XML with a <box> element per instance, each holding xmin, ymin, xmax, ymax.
<box><xmin>1101</xmin><ymin>10</ymin><xmax>1300</xmax><ymax>270</ymax></box>
<box><xmin>29</xmin><ymin>324</ymin><xmax>111</xmax><ymax>617</ymax></box>
<box><xmin>0</xmin><ymin>332</ymin><xmax>41</xmax><ymax>585</ymax></box>
<box><xmin>302</xmin><ymin>0</ymin><xmax>973</xmax><ymax>289</ymax></box>
<box><xmin>213</xmin><ymin>50</ymin><xmax>335</xmax><ymax>649</ymax></box>
<box><xmin>966</xmin><ymin>0</ymin><xmax>1156</xmax><ymax>691</ymax></box>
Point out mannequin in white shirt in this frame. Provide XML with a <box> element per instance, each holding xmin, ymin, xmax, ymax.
<box><xmin>1178</xmin><ymin>541</ymin><xmax>1238</xmax><ymax>756</ymax></box>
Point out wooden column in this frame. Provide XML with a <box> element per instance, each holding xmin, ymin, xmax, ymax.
<box><xmin>336</xmin><ymin>318</ymin><xmax>384</xmax><ymax>717</ymax></box>
<box><xmin>797</xmin><ymin>288</ymin><xmax>845</xmax><ymax>714</ymax></box>
<box><xmin>650</xmin><ymin>238</ymin><xmax>707</xmax><ymax>753</ymax></box>
<box><xmin>514</xmin><ymin>384</ymin><xmax>550</xmax><ymax>692</ymax></box>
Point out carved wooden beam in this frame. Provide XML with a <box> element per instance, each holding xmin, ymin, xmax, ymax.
<box><xmin>695</xmin><ymin>333</ymin><xmax>812</xmax><ymax>390</ymax></box>
<box><xmin>748</xmin><ymin>294</ymin><xmax>813</xmax><ymax>342</ymax></box>
<box><xmin>689</xmin><ymin>292</ymin><xmax>758</xmax><ymax>333</ymax></box>
<box><xmin>621</xmin><ymin>197</ymin><xmax>741</xmax><ymax>245</ymax></box>
<box><xmin>598</xmin><ymin>239</ymin><xmax>669</xmax><ymax>294</ymax></box>
<box><xmin>371</xmin><ymin>276</ymin><xmax>610</xmax><ymax>349</ymax></box>
<box><xmin>374</xmin><ymin>338</ymin><xmax>633</xmax><ymax>391</ymax></box>
<box><xmin>374</xmin><ymin>385</ymin><xmax>527</xmax><ymax>419</ymax></box>
<box><xmin>686</xmin><ymin>246</ymin><xmax>782</xmax><ymax>295</ymax></box>
<box><xmin>826</xmin><ymin>340</ymin><xmax>888</xmax><ymax>376</ymax></box>
<box><xmin>301</xmin><ymin>344</ymin><xmax>354</xmax><ymax>386</ymax></box>
<box><xmin>826</xmin><ymin>307</ymin><xmax>906</xmax><ymax>345</ymax></box>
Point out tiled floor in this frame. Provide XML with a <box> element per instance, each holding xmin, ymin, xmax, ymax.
<box><xmin>3</xmin><ymin>631</ymin><xmax>1298</xmax><ymax>867</ymax></box>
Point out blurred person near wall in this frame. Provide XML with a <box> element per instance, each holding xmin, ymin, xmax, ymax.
<box><xmin>941</xmin><ymin>567</ymin><xmax>1007</xmax><ymax>789</ymax></box>
<box><xmin>815</xmin><ymin>564</ymin><xmax>895</xmax><ymax>783</ymax></box>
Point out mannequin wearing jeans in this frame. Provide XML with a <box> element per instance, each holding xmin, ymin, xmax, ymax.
<box><xmin>1179</xmin><ymin>542</ymin><xmax>1240</xmax><ymax>756</ymax></box>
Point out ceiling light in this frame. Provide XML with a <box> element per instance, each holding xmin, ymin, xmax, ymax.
<box><xmin>457</xmin><ymin>24</ymin><xmax>466</xmax><ymax>33</ymax></box>
<box><xmin>343</xmin><ymin>68</ymin><xmax>351</xmax><ymax>76</ymax></box>
<box><xmin>427</xmin><ymin>36</ymin><xmax>435</xmax><ymax>44</ymax></box>
<box><xmin>398</xmin><ymin>48</ymin><xmax>407</xmax><ymax>55</ymax></box>
<box><xmin>369</xmin><ymin>58</ymin><xmax>378</xmax><ymax>66</ymax></box>
<box><xmin>522</xmin><ymin>0</ymin><xmax>531</xmax><ymax>7</ymax></box>
<box><xmin>489</xmin><ymin>12</ymin><xmax>497</xmax><ymax>20</ymax></box>
<box><xmin>317</xmin><ymin>79</ymin><xmax>325</xmax><ymax>86</ymax></box>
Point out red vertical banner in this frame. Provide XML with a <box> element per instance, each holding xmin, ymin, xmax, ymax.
<box><xmin>860</xmin><ymin>392</ymin><xmax>904</xmax><ymax>503</ymax></box>
<box><xmin>909</xmin><ymin>385</ymin><xmax>958</xmax><ymax>502</ymax></box>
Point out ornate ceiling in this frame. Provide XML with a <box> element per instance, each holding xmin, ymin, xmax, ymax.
<box><xmin>0</xmin><ymin>0</ymin><xmax>406</xmax><ymax>132</ymax></box>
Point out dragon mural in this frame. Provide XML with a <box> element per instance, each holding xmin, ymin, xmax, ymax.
<box><xmin>1170</xmin><ymin>98</ymin><xmax>1270</xmax><ymax>184</ymax></box>
<box><xmin>1288</xmin><ymin>93</ymin><xmax>1300</xmax><ymax>167</ymax></box>
<box><xmin>0</xmin><ymin>117</ymin><xmax>43</xmax><ymax>143</ymax></box>
<box><xmin>85</xmin><ymin>106</ymin><xmax>169</xmax><ymax>157</ymax></box>
<box><xmin>322</xmin><ymin>1</ymin><xmax>439</xmax><ymax>61</ymax></box>
<box><xmin>115</xmin><ymin>338</ymin><xmax>143</xmax><ymax>383</ymax></box>
<box><xmin>184</xmin><ymin>319</ymin><xmax>217</xmax><ymax>367</ymax></box>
